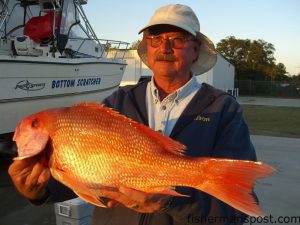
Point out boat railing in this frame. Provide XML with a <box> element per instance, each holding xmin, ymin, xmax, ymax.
<box><xmin>0</xmin><ymin>9</ymin><xmax>8</xmax><ymax>31</ymax></box>
<box><xmin>0</xmin><ymin>0</ymin><xmax>11</xmax><ymax>38</ymax></box>
<box><xmin>68</xmin><ymin>37</ymin><xmax>129</xmax><ymax>59</ymax></box>
<box><xmin>75</xmin><ymin>0</ymin><xmax>102</xmax><ymax>49</ymax></box>
<box><xmin>0</xmin><ymin>1</ymin><xmax>35</xmax><ymax>39</ymax></box>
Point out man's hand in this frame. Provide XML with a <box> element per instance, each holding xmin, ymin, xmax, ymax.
<box><xmin>101</xmin><ymin>186</ymin><xmax>171</xmax><ymax>213</ymax></box>
<box><xmin>8</xmin><ymin>155</ymin><xmax>51</xmax><ymax>202</ymax></box>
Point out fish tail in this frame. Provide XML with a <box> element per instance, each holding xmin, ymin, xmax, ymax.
<box><xmin>192</xmin><ymin>158</ymin><xmax>276</xmax><ymax>217</ymax></box>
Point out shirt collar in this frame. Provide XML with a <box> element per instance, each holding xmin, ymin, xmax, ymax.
<box><xmin>149</xmin><ymin>75</ymin><xmax>200</xmax><ymax>103</ymax></box>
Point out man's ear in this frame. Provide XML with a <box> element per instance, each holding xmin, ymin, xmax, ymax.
<box><xmin>193</xmin><ymin>34</ymin><xmax>201</xmax><ymax>62</ymax></box>
<box><xmin>192</xmin><ymin>44</ymin><xmax>200</xmax><ymax>63</ymax></box>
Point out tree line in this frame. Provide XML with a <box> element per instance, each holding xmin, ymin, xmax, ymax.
<box><xmin>216</xmin><ymin>36</ymin><xmax>299</xmax><ymax>82</ymax></box>
<box><xmin>129</xmin><ymin>36</ymin><xmax>300</xmax><ymax>82</ymax></box>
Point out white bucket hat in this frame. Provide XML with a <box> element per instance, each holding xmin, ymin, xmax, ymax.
<box><xmin>137</xmin><ymin>4</ymin><xmax>217</xmax><ymax>75</ymax></box>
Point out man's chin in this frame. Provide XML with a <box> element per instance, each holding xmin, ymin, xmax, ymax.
<box><xmin>154</xmin><ymin>71</ymin><xmax>177</xmax><ymax>78</ymax></box>
<box><xmin>151</xmin><ymin>62</ymin><xmax>180</xmax><ymax>77</ymax></box>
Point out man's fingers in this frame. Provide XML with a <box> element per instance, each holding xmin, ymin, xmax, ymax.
<box><xmin>101</xmin><ymin>189</ymin><xmax>117</xmax><ymax>198</ymax></box>
<box><xmin>119</xmin><ymin>186</ymin><xmax>148</xmax><ymax>203</ymax></box>
<box><xmin>101</xmin><ymin>189</ymin><xmax>138</xmax><ymax>208</ymax></box>
<box><xmin>107</xmin><ymin>200</ymin><xmax>120</xmax><ymax>208</ymax></box>
<box><xmin>8</xmin><ymin>157</ymin><xmax>37</xmax><ymax>175</ymax></box>
<box><xmin>101</xmin><ymin>189</ymin><xmax>125</xmax><ymax>202</ymax></box>
<box><xmin>38</xmin><ymin>169</ymin><xmax>51</xmax><ymax>185</ymax></box>
<box><xmin>101</xmin><ymin>188</ymin><xmax>168</xmax><ymax>213</ymax></box>
<box><xmin>25</xmin><ymin>162</ymin><xmax>44</xmax><ymax>186</ymax></box>
<box><xmin>149</xmin><ymin>194</ymin><xmax>170</xmax><ymax>204</ymax></box>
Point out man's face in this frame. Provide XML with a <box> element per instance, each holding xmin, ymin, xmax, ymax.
<box><xmin>145</xmin><ymin>27</ymin><xmax>199</xmax><ymax>79</ymax></box>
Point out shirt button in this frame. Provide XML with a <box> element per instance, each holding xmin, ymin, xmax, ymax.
<box><xmin>161</xmin><ymin>105</ymin><xmax>167</xmax><ymax>110</ymax></box>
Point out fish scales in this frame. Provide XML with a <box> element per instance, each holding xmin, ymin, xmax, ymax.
<box><xmin>54</xmin><ymin>106</ymin><xmax>207</xmax><ymax>189</ymax></box>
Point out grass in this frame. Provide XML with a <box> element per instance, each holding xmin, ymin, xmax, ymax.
<box><xmin>242</xmin><ymin>105</ymin><xmax>300</xmax><ymax>138</ymax></box>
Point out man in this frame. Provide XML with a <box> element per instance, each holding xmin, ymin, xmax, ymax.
<box><xmin>9</xmin><ymin>4</ymin><xmax>256</xmax><ymax>225</ymax></box>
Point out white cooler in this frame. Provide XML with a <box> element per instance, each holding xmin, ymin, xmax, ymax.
<box><xmin>54</xmin><ymin>197</ymin><xmax>94</xmax><ymax>225</ymax></box>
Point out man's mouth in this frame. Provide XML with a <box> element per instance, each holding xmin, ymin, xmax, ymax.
<box><xmin>154</xmin><ymin>54</ymin><xmax>177</xmax><ymax>62</ymax></box>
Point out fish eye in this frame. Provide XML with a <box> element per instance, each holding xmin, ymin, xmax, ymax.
<box><xmin>31</xmin><ymin>119</ymin><xmax>38</xmax><ymax>128</ymax></box>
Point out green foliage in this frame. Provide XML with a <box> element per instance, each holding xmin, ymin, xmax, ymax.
<box><xmin>291</xmin><ymin>74</ymin><xmax>300</xmax><ymax>82</ymax></box>
<box><xmin>274</xmin><ymin>63</ymin><xmax>288</xmax><ymax>81</ymax></box>
<box><xmin>216</xmin><ymin>36</ymin><xmax>288</xmax><ymax>81</ymax></box>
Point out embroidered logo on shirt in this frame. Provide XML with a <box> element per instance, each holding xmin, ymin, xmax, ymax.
<box><xmin>194</xmin><ymin>115</ymin><xmax>210</xmax><ymax>122</ymax></box>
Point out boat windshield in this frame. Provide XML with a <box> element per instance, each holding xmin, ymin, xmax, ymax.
<box><xmin>0</xmin><ymin>0</ymin><xmax>40</xmax><ymax>38</ymax></box>
<box><xmin>60</xmin><ymin>0</ymin><xmax>78</xmax><ymax>36</ymax></box>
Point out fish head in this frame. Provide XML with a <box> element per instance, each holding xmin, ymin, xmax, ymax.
<box><xmin>13</xmin><ymin>111</ymin><xmax>53</xmax><ymax>160</ymax></box>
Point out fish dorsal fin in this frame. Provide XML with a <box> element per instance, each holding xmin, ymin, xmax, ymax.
<box><xmin>72</xmin><ymin>102</ymin><xmax>186</xmax><ymax>156</ymax></box>
<box><xmin>73</xmin><ymin>102</ymin><xmax>105</xmax><ymax>108</ymax></box>
<box><xmin>98</xmin><ymin>106</ymin><xmax>187</xmax><ymax>156</ymax></box>
<box><xmin>133</xmin><ymin>123</ymin><xmax>187</xmax><ymax>156</ymax></box>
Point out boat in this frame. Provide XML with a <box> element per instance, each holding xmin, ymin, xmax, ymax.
<box><xmin>0</xmin><ymin>0</ymin><xmax>128</xmax><ymax>148</ymax></box>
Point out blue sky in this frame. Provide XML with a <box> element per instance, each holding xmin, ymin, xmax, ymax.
<box><xmin>84</xmin><ymin>0</ymin><xmax>300</xmax><ymax>75</ymax></box>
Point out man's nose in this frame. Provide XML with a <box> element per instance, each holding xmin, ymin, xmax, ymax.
<box><xmin>160</xmin><ymin>38</ymin><xmax>173</xmax><ymax>53</ymax></box>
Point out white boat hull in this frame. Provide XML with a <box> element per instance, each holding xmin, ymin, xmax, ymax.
<box><xmin>0</xmin><ymin>56</ymin><xmax>126</xmax><ymax>133</ymax></box>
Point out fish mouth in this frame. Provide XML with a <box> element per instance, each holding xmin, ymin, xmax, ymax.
<box><xmin>14</xmin><ymin>141</ymin><xmax>52</xmax><ymax>164</ymax></box>
<box><xmin>13</xmin><ymin>146</ymin><xmax>42</xmax><ymax>160</ymax></box>
<box><xmin>14</xmin><ymin>154</ymin><xmax>38</xmax><ymax>160</ymax></box>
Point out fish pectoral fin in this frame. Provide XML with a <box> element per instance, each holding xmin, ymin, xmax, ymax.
<box><xmin>156</xmin><ymin>189</ymin><xmax>190</xmax><ymax>197</ymax></box>
<box><xmin>74</xmin><ymin>191</ymin><xmax>107</xmax><ymax>208</ymax></box>
<box><xmin>52</xmin><ymin>167</ymin><xmax>107</xmax><ymax>208</ymax></box>
<box><xmin>51</xmin><ymin>166</ymin><xmax>76</xmax><ymax>189</ymax></box>
<box><xmin>148</xmin><ymin>187</ymin><xmax>190</xmax><ymax>197</ymax></box>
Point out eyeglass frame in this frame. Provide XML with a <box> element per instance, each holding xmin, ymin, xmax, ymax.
<box><xmin>146</xmin><ymin>35</ymin><xmax>196</xmax><ymax>49</ymax></box>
